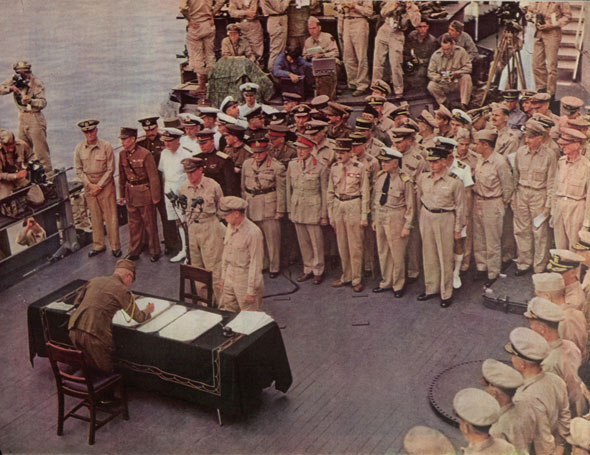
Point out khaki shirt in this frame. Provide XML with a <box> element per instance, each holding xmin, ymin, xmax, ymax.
<box><xmin>401</xmin><ymin>143</ymin><xmax>426</xmax><ymax>182</ymax></box>
<box><xmin>513</xmin><ymin>371</ymin><xmax>571</xmax><ymax>455</ymax></box>
<box><xmin>380</xmin><ymin>1</ymin><xmax>421</xmax><ymax>32</ymax></box>
<box><xmin>260</xmin><ymin>0</ymin><xmax>289</xmax><ymax>15</ymax></box>
<box><xmin>367</xmin><ymin>136</ymin><xmax>385</xmax><ymax>157</ymax></box>
<box><xmin>416</xmin><ymin>169</ymin><xmax>465</xmax><ymax>232</ymax></box>
<box><xmin>552</xmin><ymin>155</ymin><xmax>590</xmax><ymax>227</ymax></box>
<box><xmin>455</xmin><ymin>149</ymin><xmax>478</xmax><ymax>174</ymax></box>
<box><xmin>178</xmin><ymin>176</ymin><xmax>223</xmax><ymax>223</ymax></box>
<box><xmin>303</xmin><ymin>32</ymin><xmax>339</xmax><ymax>59</ymax></box>
<box><xmin>221</xmin><ymin>37</ymin><xmax>255</xmax><ymax>61</ymax></box>
<box><xmin>228</xmin><ymin>0</ymin><xmax>260</xmax><ymax>20</ymax></box>
<box><xmin>286</xmin><ymin>154</ymin><xmax>328</xmax><ymax>224</ymax></box>
<box><xmin>473</xmin><ymin>152</ymin><xmax>514</xmax><ymax>203</ymax></box>
<box><xmin>490</xmin><ymin>402</ymin><xmax>535</xmax><ymax>454</ymax></box>
<box><xmin>354</xmin><ymin>151</ymin><xmax>380</xmax><ymax>188</ymax></box>
<box><xmin>225</xmin><ymin>143</ymin><xmax>251</xmax><ymax>172</ymax></box>
<box><xmin>313</xmin><ymin>138</ymin><xmax>335</xmax><ymax>169</ymax></box>
<box><xmin>241</xmin><ymin>155</ymin><xmax>286</xmax><ymax>221</ymax></box>
<box><xmin>269</xmin><ymin>142</ymin><xmax>296</xmax><ymax>168</ymax></box>
<box><xmin>221</xmin><ymin>217</ymin><xmax>264</xmax><ymax>295</ymax></box>
<box><xmin>559</xmin><ymin>307</ymin><xmax>588</xmax><ymax>361</ymax></box>
<box><xmin>327</xmin><ymin>158</ymin><xmax>370</xmax><ymax>222</ymax></box>
<box><xmin>179</xmin><ymin>0</ymin><xmax>223</xmax><ymax>24</ymax></box>
<box><xmin>529</xmin><ymin>2</ymin><xmax>571</xmax><ymax>31</ymax></box>
<box><xmin>119</xmin><ymin>145</ymin><xmax>161</xmax><ymax>207</ymax></box>
<box><xmin>68</xmin><ymin>275</ymin><xmax>150</xmax><ymax>347</ymax></box>
<box><xmin>372</xmin><ymin>170</ymin><xmax>414</xmax><ymax>230</ymax></box>
<box><xmin>565</xmin><ymin>281</ymin><xmax>586</xmax><ymax>312</ymax></box>
<box><xmin>427</xmin><ymin>46</ymin><xmax>472</xmax><ymax>82</ymax></box>
<box><xmin>336</xmin><ymin>0</ymin><xmax>373</xmax><ymax>19</ymax></box>
<box><xmin>495</xmin><ymin>125</ymin><xmax>520</xmax><ymax>157</ymax></box>
<box><xmin>462</xmin><ymin>437</ymin><xmax>516</xmax><ymax>455</ymax></box>
<box><xmin>327</xmin><ymin>121</ymin><xmax>352</xmax><ymax>140</ymax></box>
<box><xmin>0</xmin><ymin>138</ymin><xmax>33</xmax><ymax>195</ymax></box>
<box><xmin>74</xmin><ymin>138</ymin><xmax>116</xmax><ymax>189</ymax></box>
<box><xmin>513</xmin><ymin>143</ymin><xmax>556</xmax><ymax>207</ymax></box>
<box><xmin>0</xmin><ymin>74</ymin><xmax>47</xmax><ymax>113</ymax></box>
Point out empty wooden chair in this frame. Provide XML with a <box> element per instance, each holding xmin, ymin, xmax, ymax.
<box><xmin>179</xmin><ymin>263</ymin><xmax>213</xmax><ymax>307</ymax></box>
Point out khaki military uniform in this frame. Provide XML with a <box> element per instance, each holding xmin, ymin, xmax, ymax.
<box><xmin>74</xmin><ymin>138</ymin><xmax>121</xmax><ymax>253</ymax></box>
<box><xmin>559</xmin><ymin>307</ymin><xmax>588</xmax><ymax>364</ymax></box>
<box><xmin>461</xmin><ymin>437</ymin><xmax>516</xmax><ymax>455</ymax></box>
<box><xmin>241</xmin><ymin>155</ymin><xmax>286</xmax><ymax>274</ymax></box>
<box><xmin>221</xmin><ymin>37</ymin><xmax>256</xmax><ymax>62</ymax></box>
<box><xmin>494</xmin><ymin>126</ymin><xmax>520</xmax><ymax>157</ymax></box>
<box><xmin>261</xmin><ymin>0</ymin><xmax>290</xmax><ymax>71</ymax></box>
<box><xmin>542</xmin><ymin>339</ymin><xmax>589</xmax><ymax>417</ymax></box>
<box><xmin>225</xmin><ymin>142</ymin><xmax>251</xmax><ymax>177</ymax></box>
<box><xmin>303</xmin><ymin>32</ymin><xmax>339</xmax><ymax>60</ymax></box>
<box><xmin>228</xmin><ymin>0</ymin><xmax>264</xmax><ymax>61</ymax></box>
<box><xmin>490</xmin><ymin>402</ymin><xmax>535</xmax><ymax>454</ymax></box>
<box><xmin>366</xmin><ymin>137</ymin><xmax>385</xmax><ymax>158</ymax></box>
<box><xmin>180</xmin><ymin>0</ymin><xmax>223</xmax><ymax>76</ymax></box>
<box><xmin>356</xmin><ymin>151</ymin><xmax>380</xmax><ymax>273</ymax></box>
<box><xmin>118</xmin><ymin>145</ymin><xmax>161</xmax><ymax>256</ymax></box>
<box><xmin>68</xmin><ymin>275</ymin><xmax>151</xmax><ymax>372</ymax></box>
<box><xmin>513</xmin><ymin>371</ymin><xmax>571</xmax><ymax>455</ymax></box>
<box><xmin>220</xmin><ymin>217</ymin><xmax>264</xmax><ymax>312</ymax></box>
<box><xmin>427</xmin><ymin>46</ymin><xmax>473</xmax><ymax>106</ymax></box>
<box><xmin>0</xmin><ymin>138</ymin><xmax>33</xmax><ymax>198</ymax></box>
<box><xmin>552</xmin><ymin>155</ymin><xmax>590</xmax><ymax>249</ymax></box>
<box><xmin>313</xmin><ymin>138</ymin><xmax>335</xmax><ymax>170</ymax></box>
<box><xmin>0</xmin><ymin>74</ymin><xmax>52</xmax><ymax>173</ymax></box>
<box><xmin>270</xmin><ymin>142</ymin><xmax>296</xmax><ymax>168</ymax></box>
<box><xmin>372</xmin><ymin>1</ymin><xmax>421</xmax><ymax>96</ymax></box>
<box><xmin>472</xmin><ymin>152</ymin><xmax>513</xmax><ymax>279</ymax></box>
<box><xmin>338</xmin><ymin>1</ymin><xmax>373</xmax><ymax>92</ymax></box>
<box><xmin>416</xmin><ymin>170</ymin><xmax>464</xmax><ymax>300</ymax></box>
<box><xmin>287</xmin><ymin>155</ymin><xmax>328</xmax><ymax>277</ymax></box>
<box><xmin>373</xmin><ymin>169</ymin><xmax>414</xmax><ymax>291</ymax></box>
<box><xmin>455</xmin><ymin>151</ymin><xmax>478</xmax><ymax>271</ymax></box>
<box><xmin>529</xmin><ymin>2</ymin><xmax>571</xmax><ymax>96</ymax></box>
<box><xmin>179</xmin><ymin>176</ymin><xmax>225</xmax><ymax>302</ymax></box>
<box><xmin>327</xmin><ymin>159</ymin><xmax>370</xmax><ymax>287</ymax></box>
<box><xmin>327</xmin><ymin>121</ymin><xmax>352</xmax><ymax>140</ymax></box>
<box><xmin>376</xmin><ymin>116</ymin><xmax>396</xmax><ymax>144</ymax></box>
<box><xmin>513</xmin><ymin>143</ymin><xmax>556</xmax><ymax>272</ymax></box>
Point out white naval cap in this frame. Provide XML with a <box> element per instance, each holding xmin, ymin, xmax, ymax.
<box><xmin>453</xmin><ymin>388</ymin><xmax>500</xmax><ymax>426</ymax></box>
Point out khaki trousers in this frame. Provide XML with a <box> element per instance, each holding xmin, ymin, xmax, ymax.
<box><xmin>427</xmin><ymin>74</ymin><xmax>472</xmax><ymax>106</ymax></box>
<box><xmin>266</xmin><ymin>15</ymin><xmax>288</xmax><ymax>71</ymax></box>
<box><xmin>419</xmin><ymin>208</ymin><xmax>455</xmax><ymax>300</ymax></box>
<box><xmin>188</xmin><ymin>217</ymin><xmax>225</xmax><ymax>302</ymax></box>
<box><xmin>375</xmin><ymin>207</ymin><xmax>408</xmax><ymax>291</ymax></box>
<box><xmin>18</xmin><ymin>111</ymin><xmax>52</xmax><ymax>173</ymax></box>
<box><xmin>255</xmin><ymin>218</ymin><xmax>281</xmax><ymax>273</ymax></box>
<box><xmin>502</xmin><ymin>204</ymin><xmax>516</xmax><ymax>263</ymax></box>
<box><xmin>127</xmin><ymin>203</ymin><xmax>160</xmax><ymax>256</ymax></box>
<box><xmin>86</xmin><ymin>180</ymin><xmax>120</xmax><ymax>252</ymax></box>
<box><xmin>407</xmin><ymin>212</ymin><xmax>421</xmax><ymax>279</ymax></box>
<box><xmin>219</xmin><ymin>265</ymin><xmax>263</xmax><ymax>312</ymax></box>
<box><xmin>342</xmin><ymin>18</ymin><xmax>370</xmax><ymax>91</ymax></box>
<box><xmin>473</xmin><ymin>197</ymin><xmax>504</xmax><ymax>279</ymax></box>
<box><xmin>372</xmin><ymin>25</ymin><xmax>405</xmax><ymax>95</ymax></box>
<box><xmin>186</xmin><ymin>22</ymin><xmax>216</xmax><ymax>75</ymax></box>
<box><xmin>69</xmin><ymin>329</ymin><xmax>114</xmax><ymax>374</ymax></box>
<box><xmin>554</xmin><ymin>198</ymin><xmax>586</xmax><ymax>250</ymax></box>
<box><xmin>294</xmin><ymin>223</ymin><xmax>324</xmax><ymax>276</ymax></box>
<box><xmin>461</xmin><ymin>189</ymin><xmax>473</xmax><ymax>271</ymax></box>
<box><xmin>239</xmin><ymin>20</ymin><xmax>264</xmax><ymax>60</ymax></box>
<box><xmin>533</xmin><ymin>29</ymin><xmax>561</xmax><ymax>96</ymax></box>
<box><xmin>333</xmin><ymin>198</ymin><xmax>364</xmax><ymax>286</ymax></box>
<box><xmin>363</xmin><ymin>224</ymin><xmax>377</xmax><ymax>273</ymax></box>
<box><xmin>514</xmin><ymin>187</ymin><xmax>550</xmax><ymax>272</ymax></box>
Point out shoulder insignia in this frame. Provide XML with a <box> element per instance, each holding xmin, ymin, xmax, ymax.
<box><xmin>449</xmin><ymin>172</ymin><xmax>460</xmax><ymax>179</ymax></box>
<box><xmin>352</xmin><ymin>161</ymin><xmax>359</xmax><ymax>167</ymax></box>
<box><xmin>216</xmin><ymin>151</ymin><xmax>229</xmax><ymax>159</ymax></box>
<box><xmin>400</xmin><ymin>173</ymin><xmax>410</xmax><ymax>183</ymax></box>
<box><xmin>456</xmin><ymin>160</ymin><xmax>466</xmax><ymax>169</ymax></box>
<box><xmin>374</xmin><ymin>138</ymin><xmax>385</xmax><ymax>147</ymax></box>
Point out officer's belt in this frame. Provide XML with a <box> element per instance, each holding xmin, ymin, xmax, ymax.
<box><xmin>557</xmin><ymin>194</ymin><xmax>585</xmax><ymax>201</ymax></box>
<box><xmin>335</xmin><ymin>194</ymin><xmax>360</xmax><ymax>202</ymax></box>
<box><xmin>267</xmin><ymin>13</ymin><xmax>286</xmax><ymax>16</ymax></box>
<box><xmin>473</xmin><ymin>193</ymin><xmax>501</xmax><ymax>200</ymax></box>
<box><xmin>422</xmin><ymin>204</ymin><xmax>453</xmax><ymax>213</ymax></box>
<box><xmin>245</xmin><ymin>186</ymin><xmax>276</xmax><ymax>196</ymax></box>
<box><xmin>127</xmin><ymin>178</ymin><xmax>149</xmax><ymax>186</ymax></box>
<box><xmin>518</xmin><ymin>184</ymin><xmax>546</xmax><ymax>191</ymax></box>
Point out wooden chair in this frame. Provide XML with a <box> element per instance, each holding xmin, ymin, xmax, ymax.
<box><xmin>45</xmin><ymin>341</ymin><xmax>129</xmax><ymax>445</ymax></box>
<box><xmin>179</xmin><ymin>263</ymin><xmax>214</xmax><ymax>308</ymax></box>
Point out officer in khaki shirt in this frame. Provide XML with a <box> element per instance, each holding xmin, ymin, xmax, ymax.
<box><xmin>260</xmin><ymin>0</ymin><xmax>290</xmax><ymax>71</ymax></box>
<box><xmin>241</xmin><ymin>137</ymin><xmax>286</xmax><ymax>278</ymax></box>
<box><xmin>491</xmin><ymin>103</ymin><xmax>520</xmax><ymax>157</ymax></box>
<box><xmin>303</xmin><ymin>16</ymin><xmax>339</xmax><ymax>60</ymax></box>
<box><xmin>513</xmin><ymin>119</ymin><xmax>556</xmax><ymax>275</ymax></box>
<box><xmin>416</xmin><ymin>143</ymin><xmax>464</xmax><ymax>307</ymax></box>
<box><xmin>372</xmin><ymin>147</ymin><xmax>414</xmax><ymax>297</ymax></box>
<box><xmin>221</xmin><ymin>24</ymin><xmax>256</xmax><ymax>62</ymax></box>
<box><xmin>228</xmin><ymin>0</ymin><xmax>264</xmax><ymax>62</ymax></box>
<box><xmin>472</xmin><ymin>130</ymin><xmax>513</xmax><ymax>287</ymax></box>
<box><xmin>307</xmin><ymin>120</ymin><xmax>334</xmax><ymax>169</ymax></box>
<box><xmin>552</xmin><ymin>127</ymin><xmax>590</xmax><ymax>250</ymax></box>
<box><xmin>74</xmin><ymin>120</ymin><xmax>121</xmax><ymax>258</ymax></box>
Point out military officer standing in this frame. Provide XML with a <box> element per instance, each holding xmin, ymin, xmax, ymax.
<box><xmin>74</xmin><ymin>120</ymin><xmax>121</xmax><ymax>258</ymax></box>
<box><xmin>324</xmin><ymin>102</ymin><xmax>352</xmax><ymax>139</ymax></box>
<box><xmin>491</xmin><ymin>103</ymin><xmax>520</xmax><ymax>157</ymax></box>
<box><xmin>241</xmin><ymin>138</ymin><xmax>286</xmax><ymax>278</ymax></box>
<box><xmin>196</xmin><ymin>129</ymin><xmax>239</xmax><ymax>196</ymax></box>
<box><xmin>268</xmin><ymin>124</ymin><xmax>296</xmax><ymax>167</ymax></box>
<box><xmin>224</xmin><ymin>124</ymin><xmax>251</xmax><ymax>176</ymax></box>
<box><xmin>503</xmin><ymin>90</ymin><xmax>528</xmax><ymax>135</ymax></box>
<box><xmin>260</xmin><ymin>0</ymin><xmax>290</xmax><ymax>72</ymax></box>
<box><xmin>228</xmin><ymin>0</ymin><xmax>264</xmax><ymax>63</ymax></box>
<box><xmin>118</xmin><ymin>127</ymin><xmax>161</xmax><ymax>262</ymax></box>
<box><xmin>372</xmin><ymin>147</ymin><xmax>414</xmax><ymax>297</ymax></box>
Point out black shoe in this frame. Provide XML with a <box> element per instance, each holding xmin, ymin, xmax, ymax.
<box><xmin>126</xmin><ymin>254</ymin><xmax>139</xmax><ymax>261</ymax></box>
<box><xmin>474</xmin><ymin>270</ymin><xmax>487</xmax><ymax>281</ymax></box>
<box><xmin>440</xmin><ymin>298</ymin><xmax>453</xmax><ymax>308</ymax></box>
<box><xmin>269</xmin><ymin>272</ymin><xmax>279</xmax><ymax>279</ymax></box>
<box><xmin>112</xmin><ymin>249</ymin><xmax>122</xmax><ymax>258</ymax></box>
<box><xmin>417</xmin><ymin>293</ymin><xmax>438</xmax><ymax>301</ymax></box>
<box><xmin>372</xmin><ymin>287</ymin><xmax>388</xmax><ymax>293</ymax></box>
<box><xmin>515</xmin><ymin>267</ymin><xmax>532</xmax><ymax>277</ymax></box>
<box><xmin>501</xmin><ymin>260</ymin><xmax>513</xmax><ymax>272</ymax></box>
<box><xmin>393</xmin><ymin>288</ymin><xmax>404</xmax><ymax>298</ymax></box>
<box><xmin>150</xmin><ymin>255</ymin><xmax>160</xmax><ymax>263</ymax></box>
<box><xmin>484</xmin><ymin>277</ymin><xmax>497</xmax><ymax>288</ymax></box>
<box><xmin>406</xmin><ymin>276</ymin><xmax>418</xmax><ymax>284</ymax></box>
<box><xmin>88</xmin><ymin>248</ymin><xmax>106</xmax><ymax>258</ymax></box>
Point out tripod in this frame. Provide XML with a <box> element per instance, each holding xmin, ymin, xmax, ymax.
<box><xmin>480</xmin><ymin>24</ymin><xmax>527</xmax><ymax>106</ymax></box>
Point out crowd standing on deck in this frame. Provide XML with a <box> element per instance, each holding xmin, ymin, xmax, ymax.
<box><xmin>2</xmin><ymin>1</ymin><xmax>590</xmax><ymax>452</ymax></box>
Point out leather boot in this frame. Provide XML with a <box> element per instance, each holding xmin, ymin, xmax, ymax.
<box><xmin>196</xmin><ymin>73</ymin><xmax>208</xmax><ymax>94</ymax></box>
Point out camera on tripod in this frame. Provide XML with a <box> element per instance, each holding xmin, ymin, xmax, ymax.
<box><xmin>497</xmin><ymin>2</ymin><xmax>525</xmax><ymax>27</ymax></box>
<box><xmin>27</xmin><ymin>160</ymin><xmax>46</xmax><ymax>184</ymax></box>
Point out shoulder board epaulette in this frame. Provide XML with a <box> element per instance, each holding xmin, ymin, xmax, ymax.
<box><xmin>376</xmin><ymin>169</ymin><xmax>386</xmax><ymax>178</ymax></box>
<box><xmin>373</xmin><ymin>138</ymin><xmax>385</xmax><ymax>147</ymax></box>
<box><xmin>244</xmin><ymin>145</ymin><xmax>252</xmax><ymax>154</ymax></box>
<box><xmin>400</xmin><ymin>173</ymin><xmax>410</xmax><ymax>183</ymax></box>
<box><xmin>352</xmin><ymin>161</ymin><xmax>359</xmax><ymax>167</ymax></box>
<box><xmin>216</xmin><ymin>151</ymin><xmax>229</xmax><ymax>159</ymax></box>
<box><xmin>449</xmin><ymin>172</ymin><xmax>460</xmax><ymax>179</ymax></box>
<box><xmin>456</xmin><ymin>160</ymin><xmax>466</xmax><ymax>169</ymax></box>
<box><xmin>415</xmin><ymin>153</ymin><xmax>424</xmax><ymax>160</ymax></box>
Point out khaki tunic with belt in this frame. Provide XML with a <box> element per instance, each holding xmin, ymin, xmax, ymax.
<box><xmin>179</xmin><ymin>176</ymin><xmax>226</xmax><ymax>302</ymax></box>
<box><xmin>372</xmin><ymin>170</ymin><xmax>414</xmax><ymax>291</ymax></box>
<box><xmin>327</xmin><ymin>158</ymin><xmax>370</xmax><ymax>286</ymax></box>
<box><xmin>261</xmin><ymin>0</ymin><xmax>290</xmax><ymax>71</ymax></box>
<box><xmin>242</xmin><ymin>155</ymin><xmax>286</xmax><ymax>273</ymax></box>
<box><xmin>417</xmin><ymin>170</ymin><xmax>464</xmax><ymax>300</ymax></box>
<box><xmin>551</xmin><ymin>155</ymin><xmax>590</xmax><ymax>250</ymax></box>
<box><xmin>220</xmin><ymin>217</ymin><xmax>264</xmax><ymax>312</ymax></box>
<box><xmin>472</xmin><ymin>152</ymin><xmax>513</xmax><ymax>279</ymax></box>
<box><xmin>74</xmin><ymin>138</ymin><xmax>121</xmax><ymax>252</ymax></box>
<box><xmin>513</xmin><ymin>143</ymin><xmax>556</xmax><ymax>272</ymax></box>
<box><xmin>68</xmin><ymin>275</ymin><xmax>151</xmax><ymax>372</ymax></box>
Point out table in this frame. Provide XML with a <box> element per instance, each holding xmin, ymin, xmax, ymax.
<box><xmin>28</xmin><ymin>281</ymin><xmax>293</xmax><ymax>417</ymax></box>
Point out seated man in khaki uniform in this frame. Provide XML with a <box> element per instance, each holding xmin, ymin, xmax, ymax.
<box><xmin>221</xmin><ymin>23</ymin><xmax>256</xmax><ymax>62</ymax></box>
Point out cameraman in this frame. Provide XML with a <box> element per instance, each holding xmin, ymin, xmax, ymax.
<box><xmin>403</xmin><ymin>18</ymin><xmax>438</xmax><ymax>92</ymax></box>
<box><xmin>0</xmin><ymin>129</ymin><xmax>33</xmax><ymax>199</ymax></box>
<box><xmin>0</xmin><ymin>61</ymin><xmax>52</xmax><ymax>174</ymax></box>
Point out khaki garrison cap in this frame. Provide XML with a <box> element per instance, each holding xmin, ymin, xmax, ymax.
<box><xmin>547</xmin><ymin>248</ymin><xmax>584</xmax><ymax>272</ymax></box>
<box><xmin>160</xmin><ymin>128</ymin><xmax>184</xmax><ymax>141</ymax></box>
<box><xmin>481</xmin><ymin>359</ymin><xmax>523</xmax><ymax>390</ymax></box>
<box><xmin>558</xmin><ymin>127</ymin><xmax>587</xmax><ymax>143</ymax></box>
<box><xmin>435</xmin><ymin>104</ymin><xmax>452</xmax><ymax>119</ymax></box>
<box><xmin>532</xmin><ymin>272</ymin><xmax>565</xmax><ymax>293</ymax></box>
<box><xmin>453</xmin><ymin>388</ymin><xmax>500</xmax><ymax>426</ymax></box>
<box><xmin>567</xmin><ymin>417</ymin><xmax>590</xmax><ymax>450</ymax></box>
<box><xmin>227</xmin><ymin>23</ymin><xmax>240</xmax><ymax>34</ymax></box>
<box><xmin>504</xmin><ymin>326</ymin><xmax>549</xmax><ymax>361</ymax></box>
<box><xmin>403</xmin><ymin>426</ymin><xmax>455</xmax><ymax>455</ymax></box>
<box><xmin>377</xmin><ymin>146</ymin><xmax>402</xmax><ymax>161</ymax></box>
<box><xmin>371</xmin><ymin>79</ymin><xmax>391</xmax><ymax>96</ymax></box>
<box><xmin>181</xmin><ymin>157</ymin><xmax>205</xmax><ymax>173</ymax></box>
<box><xmin>219</xmin><ymin>196</ymin><xmax>247</xmax><ymax>214</ymax></box>
<box><xmin>119</xmin><ymin>127</ymin><xmax>137</xmax><ymax>139</ymax></box>
<box><xmin>77</xmin><ymin>119</ymin><xmax>100</xmax><ymax>132</ymax></box>
<box><xmin>490</xmin><ymin>102</ymin><xmax>510</xmax><ymax>115</ymax></box>
<box><xmin>475</xmin><ymin>129</ymin><xmax>497</xmax><ymax>144</ymax></box>
<box><xmin>456</xmin><ymin>127</ymin><xmax>472</xmax><ymax>142</ymax></box>
<box><xmin>522</xmin><ymin>119</ymin><xmax>545</xmax><ymax>137</ymax></box>
<box><xmin>524</xmin><ymin>297</ymin><xmax>564</xmax><ymax>323</ymax></box>
<box><xmin>417</xmin><ymin>110</ymin><xmax>438</xmax><ymax>129</ymax></box>
<box><xmin>138</xmin><ymin>116</ymin><xmax>159</xmax><ymax>129</ymax></box>
<box><xmin>561</xmin><ymin>96</ymin><xmax>584</xmax><ymax>112</ymax></box>
<box><xmin>115</xmin><ymin>258</ymin><xmax>136</xmax><ymax>275</ymax></box>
